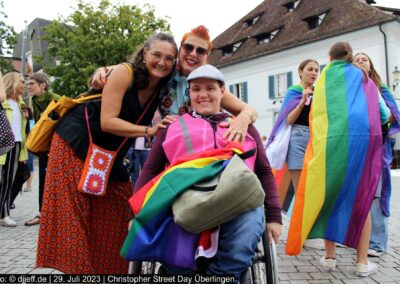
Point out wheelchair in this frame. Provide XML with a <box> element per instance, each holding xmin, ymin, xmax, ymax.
<box><xmin>129</xmin><ymin>229</ymin><xmax>279</xmax><ymax>284</ymax></box>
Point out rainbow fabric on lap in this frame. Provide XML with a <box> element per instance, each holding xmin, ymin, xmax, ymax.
<box><xmin>120</xmin><ymin>145</ymin><xmax>243</xmax><ymax>268</ymax></box>
<box><xmin>286</xmin><ymin>60</ymin><xmax>382</xmax><ymax>255</ymax></box>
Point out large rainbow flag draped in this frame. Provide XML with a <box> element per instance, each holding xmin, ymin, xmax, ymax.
<box><xmin>379</xmin><ymin>84</ymin><xmax>400</xmax><ymax>216</ymax></box>
<box><xmin>120</xmin><ymin>145</ymin><xmax>242</xmax><ymax>268</ymax></box>
<box><xmin>267</xmin><ymin>85</ymin><xmax>304</xmax><ymax>149</ymax></box>
<box><xmin>286</xmin><ymin>60</ymin><xmax>383</xmax><ymax>255</ymax></box>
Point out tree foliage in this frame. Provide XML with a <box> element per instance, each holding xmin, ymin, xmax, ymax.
<box><xmin>40</xmin><ymin>0</ymin><xmax>171</xmax><ymax>97</ymax></box>
<box><xmin>0</xmin><ymin>1</ymin><xmax>17</xmax><ymax>73</ymax></box>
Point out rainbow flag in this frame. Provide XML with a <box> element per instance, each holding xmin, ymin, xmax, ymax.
<box><xmin>286</xmin><ymin>60</ymin><xmax>382</xmax><ymax>255</ymax></box>
<box><xmin>120</xmin><ymin>145</ymin><xmax>242</xmax><ymax>268</ymax></box>
<box><xmin>267</xmin><ymin>85</ymin><xmax>304</xmax><ymax>149</ymax></box>
<box><xmin>379</xmin><ymin>84</ymin><xmax>400</xmax><ymax>216</ymax></box>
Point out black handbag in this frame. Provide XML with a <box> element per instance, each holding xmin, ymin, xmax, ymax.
<box><xmin>0</xmin><ymin>103</ymin><xmax>15</xmax><ymax>155</ymax></box>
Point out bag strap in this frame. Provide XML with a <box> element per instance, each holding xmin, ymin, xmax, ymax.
<box><xmin>84</xmin><ymin>88</ymin><xmax>157</xmax><ymax>153</ymax></box>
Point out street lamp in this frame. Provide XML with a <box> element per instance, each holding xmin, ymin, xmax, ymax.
<box><xmin>393</xmin><ymin>66</ymin><xmax>400</xmax><ymax>91</ymax></box>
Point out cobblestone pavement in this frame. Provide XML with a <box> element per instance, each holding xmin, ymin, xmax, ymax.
<box><xmin>1</xmin><ymin>159</ymin><xmax>400</xmax><ymax>283</ymax></box>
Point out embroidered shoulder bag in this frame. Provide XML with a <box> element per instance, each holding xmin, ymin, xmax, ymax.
<box><xmin>77</xmin><ymin>92</ymin><xmax>157</xmax><ymax>196</ymax></box>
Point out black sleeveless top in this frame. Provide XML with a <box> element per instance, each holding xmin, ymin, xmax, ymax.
<box><xmin>56</xmin><ymin>72</ymin><xmax>159</xmax><ymax>181</ymax></box>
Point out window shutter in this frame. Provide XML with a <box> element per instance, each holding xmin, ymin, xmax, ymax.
<box><xmin>287</xmin><ymin>71</ymin><xmax>293</xmax><ymax>88</ymax></box>
<box><xmin>242</xmin><ymin>82</ymin><xmax>248</xmax><ymax>103</ymax></box>
<box><xmin>268</xmin><ymin>75</ymin><xmax>275</xmax><ymax>99</ymax></box>
<box><xmin>229</xmin><ymin>85</ymin><xmax>234</xmax><ymax>93</ymax></box>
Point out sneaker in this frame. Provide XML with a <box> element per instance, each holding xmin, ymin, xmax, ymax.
<box><xmin>23</xmin><ymin>187</ymin><xmax>32</xmax><ymax>192</ymax></box>
<box><xmin>356</xmin><ymin>261</ymin><xmax>378</xmax><ymax>277</ymax></box>
<box><xmin>0</xmin><ymin>216</ymin><xmax>17</xmax><ymax>227</ymax></box>
<box><xmin>304</xmin><ymin>239</ymin><xmax>325</xmax><ymax>249</ymax></box>
<box><xmin>320</xmin><ymin>256</ymin><xmax>336</xmax><ymax>270</ymax></box>
<box><xmin>368</xmin><ymin>249</ymin><xmax>383</xmax><ymax>257</ymax></box>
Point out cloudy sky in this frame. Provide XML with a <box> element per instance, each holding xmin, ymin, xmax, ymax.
<box><xmin>3</xmin><ymin>0</ymin><xmax>400</xmax><ymax>40</ymax></box>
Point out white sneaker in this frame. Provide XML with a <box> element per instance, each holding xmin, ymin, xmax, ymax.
<box><xmin>368</xmin><ymin>249</ymin><xmax>383</xmax><ymax>257</ymax></box>
<box><xmin>304</xmin><ymin>239</ymin><xmax>325</xmax><ymax>249</ymax></box>
<box><xmin>356</xmin><ymin>261</ymin><xmax>378</xmax><ymax>277</ymax></box>
<box><xmin>320</xmin><ymin>256</ymin><xmax>336</xmax><ymax>270</ymax></box>
<box><xmin>0</xmin><ymin>216</ymin><xmax>17</xmax><ymax>227</ymax></box>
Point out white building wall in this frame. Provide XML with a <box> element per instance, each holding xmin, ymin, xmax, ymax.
<box><xmin>220</xmin><ymin>22</ymin><xmax>400</xmax><ymax>147</ymax></box>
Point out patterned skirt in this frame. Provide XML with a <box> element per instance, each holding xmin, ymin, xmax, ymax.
<box><xmin>36</xmin><ymin>133</ymin><xmax>131</xmax><ymax>274</ymax></box>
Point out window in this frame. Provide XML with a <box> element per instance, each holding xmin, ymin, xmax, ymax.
<box><xmin>243</xmin><ymin>14</ymin><xmax>261</xmax><ymax>28</ymax></box>
<box><xmin>255</xmin><ymin>28</ymin><xmax>281</xmax><ymax>45</ymax></box>
<box><xmin>229</xmin><ymin>82</ymin><xmax>248</xmax><ymax>103</ymax></box>
<box><xmin>268</xmin><ymin>72</ymin><xmax>293</xmax><ymax>100</ymax></box>
<box><xmin>283</xmin><ymin>0</ymin><xmax>300</xmax><ymax>12</ymax></box>
<box><xmin>304</xmin><ymin>12</ymin><xmax>328</xmax><ymax>30</ymax></box>
<box><xmin>221</xmin><ymin>41</ymin><xmax>244</xmax><ymax>56</ymax></box>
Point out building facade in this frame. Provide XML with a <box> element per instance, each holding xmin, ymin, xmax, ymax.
<box><xmin>209</xmin><ymin>0</ymin><xmax>400</xmax><ymax>159</ymax></box>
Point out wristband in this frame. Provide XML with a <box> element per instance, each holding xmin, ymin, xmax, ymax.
<box><xmin>144</xmin><ymin>127</ymin><xmax>150</xmax><ymax>137</ymax></box>
<box><xmin>244</xmin><ymin>111</ymin><xmax>256</xmax><ymax>124</ymax></box>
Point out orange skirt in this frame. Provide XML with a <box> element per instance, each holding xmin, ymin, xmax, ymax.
<box><xmin>36</xmin><ymin>133</ymin><xmax>131</xmax><ymax>274</ymax></box>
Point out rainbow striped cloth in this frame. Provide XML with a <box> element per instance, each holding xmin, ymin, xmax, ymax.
<box><xmin>120</xmin><ymin>144</ymin><xmax>243</xmax><ymax>268</ymax></box>
<box><xmin>286</xmin><ymin>60</ymin><xmax>383</xmax><ymax>255</ymax></box>
<box><xmin>267</xmin><ymin>84</ymin><xmax>304</xmax><ymax>148</ymax></box>
<box><xmin>379</xmin><ymin>84</ymin><xmax>400</xmax><ymax>216</ymax></box>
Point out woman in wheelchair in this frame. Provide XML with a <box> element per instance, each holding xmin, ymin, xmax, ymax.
<box><xmin>125</xmin><ymin>65</ymin><xmax>282</xmax><ymax>281</ymax></box>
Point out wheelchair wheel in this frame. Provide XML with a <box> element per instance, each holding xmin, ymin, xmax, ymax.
<box><xmin>243</xmin><ymin>231</ymin><xmax>279</xmax><ymax>284</ymax></box>
<box><xmin>262</xmin><ymin>232</ymin><xmax>279</xmax><ymax>284</ymax></box>
<box><xmin>128</xmin><ymin>261</ymin><xmax>158</xmax><ymax>274</ymax></box>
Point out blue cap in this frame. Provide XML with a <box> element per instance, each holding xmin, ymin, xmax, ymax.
<box><xmin>187</xmin><ymin>64</ymin><xmax>225</xmax><ymax>85</ymax></box>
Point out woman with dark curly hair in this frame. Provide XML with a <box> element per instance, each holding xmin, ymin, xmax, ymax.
<box><xmin>36</xmin><ymin>32</ymin><xmax>178</xmax><ymax>274</ymax></box>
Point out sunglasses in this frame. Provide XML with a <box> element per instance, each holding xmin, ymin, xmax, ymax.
<box><xmin>182</xmin><ymin>43</ymin><xmax>208</xmax><ymax>56</ymax></box>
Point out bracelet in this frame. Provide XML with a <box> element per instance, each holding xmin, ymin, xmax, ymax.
<box><xmin>144</xmin><ymin>127</ymin><xmax>150</xmax><ymax>137</ymax></box>
<box><xmin>244</xmin><ymin>111</ymin><xmax>256</xmax><ymax>124</ymax></box>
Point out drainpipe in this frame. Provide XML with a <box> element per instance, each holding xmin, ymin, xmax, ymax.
<box><xmin>378</xmin><ymin>23</ymin><xmax>389</xmax><ymax>85</ymax></box>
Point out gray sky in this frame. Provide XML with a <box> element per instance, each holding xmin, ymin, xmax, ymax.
<box><xmin>3</xmin><ymin>0</ymin><xmax>400</xmax><ymax>40</ymax></box>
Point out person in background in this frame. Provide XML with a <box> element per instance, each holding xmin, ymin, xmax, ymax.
<box><xmin>0</xmin><ymin>72</ymin><xmax>28</xmax><ymax>227</ymax></box>
<box><xmin>267</xmin><ymin>59</ymin><xmax>322</xmax><ymax>249</ymax></box>
<box><xmin>353</xmin><ymin>52</ymin><xmax>399</xmax><ymax>257</ymax></box>
<box><xmin>10</xmin><ymin>107</ymin><xmax>32</xmax><ymax>208</ymax></box>
<box><xmin>91</xmin><ymin>25</ymin><xmax>258</xmax><ymax>142</ymax></box>
<box><xmin>24</xmin><ymin>73</ymin><xmax>60</xmax><ymax>226</ymax></box>
<box><xmin>24</xmin><ymin>107</ymin><xmax>34</xmax><ymax>193</ymax></box>
<box><xmin>36</xmin><ymin>32</ymin><xmax>178</xmax><ymax>274</ymax></box>
<box><xmin>286</xmin><ymin>42</ymin><xmax>384</xmax><ymax>277</ymax></box>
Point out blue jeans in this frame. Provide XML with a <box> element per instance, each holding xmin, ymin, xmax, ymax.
<box><xmin>164</xmin><ymin>207</ymin><xmax>264</xmax><ymax>282</ymax></box>
<box><xmin>128</xmin><ymin>148</ymin><xmax>150</xmax><ymax>188</ymax></box>
<box><xmin>369</xmin><ymin>174</ymin><xmax>388</xmax><ymax>253</ymax></box>
<box><xmin>369</xmin><ymin>198</ymin><xmax>388</xmax><ymax>252</ymax></box>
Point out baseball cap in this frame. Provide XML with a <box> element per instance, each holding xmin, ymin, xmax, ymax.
<box><xmin>186</xmin><ymin>64</ymin><xmax>225</xmax><ymax>85</ymax></box>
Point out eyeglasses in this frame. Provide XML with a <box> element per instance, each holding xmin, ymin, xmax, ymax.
<box><xmin>182</xmin><ymin>43</ymin><xmax>208</xmax><ymax>56</ymax></box>
<box><xmin>149</xmin><ymin>52</ymin><xmax>176</xmax><ymax>65</ymax></box>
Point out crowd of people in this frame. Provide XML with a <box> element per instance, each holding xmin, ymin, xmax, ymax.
<box><xmin>0</xmin><ymin>23</ymin><xmax>399</xmax><ymax>280</ymax></box>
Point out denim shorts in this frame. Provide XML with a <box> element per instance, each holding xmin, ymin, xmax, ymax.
<box><xmin>286</xmin><ymin>124</ymin><xmax>310</xmax><ymax>170</ymax></box>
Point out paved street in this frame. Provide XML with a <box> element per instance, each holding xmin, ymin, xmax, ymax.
<box><xmin>1</xmin><ymin>158</ymin><xmax>400</xmax><ymax>283</ymax></box>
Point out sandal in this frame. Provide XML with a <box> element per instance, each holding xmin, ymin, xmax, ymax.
<box><xmin>25</xmin><ymin>215</ymin><xmax>41</xmax><ymax>226</ymax></box>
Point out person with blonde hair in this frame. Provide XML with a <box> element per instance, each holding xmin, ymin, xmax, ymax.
<box><xmin>0</xmin><ymin>72</ymin><xmax>28</xmax><ymax>227</ymax></box>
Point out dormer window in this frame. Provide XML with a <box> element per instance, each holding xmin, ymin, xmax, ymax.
<box><xmin>243</xmin><ymin>15</ymin><xmax>261</xmax><ymax>28</ymax></box>
<box><xmin>221</xmin><ymin>41</ymin><xmax>244</xmax><ymax>56</ymax></box>
<box><xmin>304</xmin><ymin>12</ymin><xmax>328</xmax><ymax>30</ymax></box>
<box><xmin>255</xmin><ymin>28</ymin><xmax>281</xmax><ymax>45</ymax></box>
<box><xmin>283</xmin><ymin>0</ymin><xmax>300</xmax><ymax>12</ymax></box>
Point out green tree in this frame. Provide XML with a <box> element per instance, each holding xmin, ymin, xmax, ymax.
<box><xmin>41</xmin><ymin>0</ymin><xmax>171</xmax><ymax>97</ymax></box>
<box><xmin>0</xmin><ymin>1</ymin><xmax>17</xmax><ymax>73</ymax></box>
